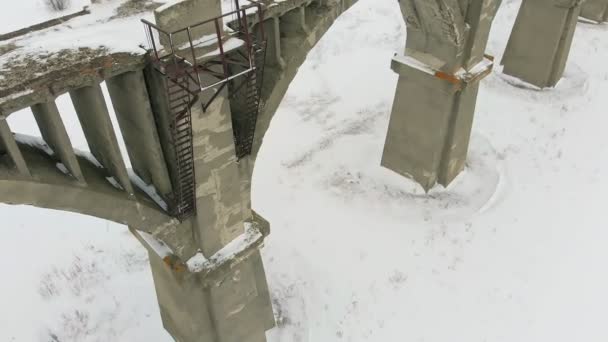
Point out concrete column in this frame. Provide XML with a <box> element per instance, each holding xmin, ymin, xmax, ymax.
<box><xmin>148</xmin><ymin>248</ymin><xmax>274</xmax><ymax>342</ymax></box>
<box><xmin>501</xmin><ymin>0</ymin><xmax>582</xmax><ymax>88</ymax></box>
<box><xmin>106</xmin><ymin>71</ymin><xmax>173</xmax><ymax>196</ymax></box>
<box><xmin>263</xmin><ymin>17</ymin><xmax>286</xmax><ymax>68</ymax></box>
<box><xmin>382</xmin><ymin>0</ymin><xmax>500</xmax><ymax>191</ymax></box>
<box><xmin>580</xmin><ymin>0</ymin><xmax>608</xmax><ymax>22</ymax></box>
<box><xmin>135</xmin><ymin>213</ymin><xmax>274</xmax><ymax>342</ymax></box>
<box><xmin>31</xmin><ymin>100</ymin><xmax>85</xmax><ymax>182</ymax></box>
<box><xmin>280</xmin><ymin>6</ymin><xmax>310</xmax><ymax>36</ymax></box>
<box><xmin>69</xmin><ymin>83</ymin><xmax>134</xmax><ymax>194</ymax></box>
<box><xmin>0</xmin><ymin>119</ymin><xmax>30</xmax><ymax>176</ymax></box>
<box><xmin>191</xmin><ymin>76</ymin><xmax>248</xmax><ymax>256</ymax></box>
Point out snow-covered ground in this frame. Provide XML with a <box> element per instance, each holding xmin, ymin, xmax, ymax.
<box><xmin>2</xmin><ymin>0</ymin><xmax>608</xmax><ymax>341</ymax></box>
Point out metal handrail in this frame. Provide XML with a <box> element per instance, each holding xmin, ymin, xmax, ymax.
<box><xmin>141</xmin><ymin>1</ymin><xmax>267</xmax><ymax>98</ymax></box>
<box><xmin>140</xmin><ymin>2</ymin><xmax>261</xmax><ymax>37</ymax></box>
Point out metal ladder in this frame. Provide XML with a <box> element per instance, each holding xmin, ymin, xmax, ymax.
<box><xmin>232</xmin><ymin>38</ymin><xmax>267</xmax><ymax>159</ymax></box>
<box><xmin>165</xmin><ymin>61</ymin><xmax>199</xmax><ymax>220</ymax></box>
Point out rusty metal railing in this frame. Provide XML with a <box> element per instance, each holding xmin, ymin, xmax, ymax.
<box><xmin>141</xmin><ymin>2</ymin><xmax>265</xmax><ymax>92</ymax></box>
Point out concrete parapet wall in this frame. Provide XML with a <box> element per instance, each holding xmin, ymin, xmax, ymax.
<box><xmin>154</xmin><ymin>0</ymin><xmax>223</xmax><ymax>49</ymax></box>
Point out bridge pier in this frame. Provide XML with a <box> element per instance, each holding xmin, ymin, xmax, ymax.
<box><xmin>501</xmin><ymin>0</ymin><xmax>582</xmax><ymax>88</ymax></box>
<box><xmin>382</xmin><ymin>0</ymin><xmax>501</xmax><ymax>191</ymax></box>
<box><xmin>0</xmin><ymin>119</ymin><xmax>30</xmax><ymax>176</ymax></box>
<box><xmin>580</xmin><ymin>0</ymin><xmax>608</xmax><ymax>23</ymax></box>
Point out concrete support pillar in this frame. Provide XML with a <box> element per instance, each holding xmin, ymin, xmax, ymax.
<box><xmin>382</xmin><ymin>0</ymin><xmax>500</xmax><ymax>191</ymax></box>
<box><xmin>501</xmin><ymin>0</ymin><xmax>582</xmax><ymax>88</ymax></box>
<box><xmin>69</xmin><ymin>83</ymin><xmax>134</xmax><ymax>194</ymax></box>
<box><xmin>148</xmin><ymin>248</ymin><xmax>274</xmax><ymax>342</ymax></box>
<box><xmin>580</xmin><ymin>0</ymin><xmax>608</xmax><ymax>22</ymax></box>
<box><xmin>191</xmin><ymin>80</ymin><xmax>249</xmax><ymax>256</ymax></box>
<box><xmin>31</xmin><ymin>100</ymin><xmax>85</xmax><ymax>182</ymax></box>
<box><xmin>140</xmin><ymin>59</ymin><xmax>274</xmax><ymax>342</ymax></box>
<box><xmin>280</xmin><ymin>6</ymin><xmax>310</xmax><ymax>36</ymax></box>
<box><xmin>132</xmin><ymin>213</ymin><xmax>274</xmax><ymax>342</ymax></box>
<box><xmin>106</xmin><ymin>71</ymin><xmax>173</xmax><ymax>196</ymax></box>
<box><xmin>0</xmin><ymin>119</ymin><xmax>30</xmax><ymax>176</ymax></box>
<box><xmin>263</xmin><ymin>17</ymin><xmax>286</xmax><ymax>68</ymax></box>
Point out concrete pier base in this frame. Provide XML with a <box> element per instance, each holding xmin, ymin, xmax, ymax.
<box><xmin>138</xmin><ymin>217</ymin><xmax>274</xmax><ymax>342</ymax></box>
<box><xmin>383</xmin><ymin>56</ymin><xmax>493</xmax><ymax>191</ymax></box>
<box><xmin>383</xmin><ymin>0</ymin><xmax>501</xmax><ymax>191</ymax></box>
<box><xmin>580</xmin><ymin>0</ymin><xmax>608</xmax><ymax>22</ymax></box>
<box><xmin>501</xmin><ymin>0</ymin><xmax>582</xmax><ymax>88</ymax></box>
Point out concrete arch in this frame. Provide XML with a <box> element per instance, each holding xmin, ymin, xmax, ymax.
<box><xmin>0</xmin><ymin>142</ymin><xmax>176</xmax><ymax>234</ymax></box>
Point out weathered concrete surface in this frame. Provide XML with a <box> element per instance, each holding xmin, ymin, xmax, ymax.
<box><xmin>0</xmin><ymin>138</ymin><xmax>176</xmax><ymax>232</ymax></box>
<box><xmin>383</xmin><ymin>56</ymin><xmax>492</xmax><ymax>190</ymax></box>
<box><xmin>251</xmin><ymin>0</ymin><xmax>359</xmax><ymax>161</ymax></box>
<box><xmin>154</xmin><ymin>0</ymin><xmax>223</xmax><ymax>49</ymax></box>
<box><xmin>0</xmin><ymin>119</ymin><xmax>30</xmax><ymax>176</ymax></box>
<box><xmin>501</xmin><ymin>0</ymin><xmax>582</xmax><ymax>88</ymax></box>
<box><xmin>399</xmin><ymin>0</ymin><xmax>502</xmax><ymax>73</ymax></box>
<box><xmin>263</xmin><ymin>17</ymin><xmax>286</xmax><ymax>68</ymax></box>
<box><xmin>0</xmin><ymin>51</ymin><xmax>144</xmax><ymax>117</ymax></box>
<box><xmin>70</xmin><ymin>83</ymin><xmax>135</xmax><ymax>194</ymax></box>
<box><xmin>31</xmin><ymin>100</ymin><xmax>85</xmax><ymax>182</ymax></box>
<box><xmin>382</xmin><ymin>0</ymin><xmax>500</xmax><ymax>191</ymax></box>
<box><xmin>580</xmin><ymin>0</ymin><xmax>608</xmax><ymax>22</ymax></box>
<box><xmin>144</xmin><ymin>218</ymin><xmax>274</xmax><ymax>342</ymax></box>
<box><xmin>106</xmin><ymin>71</ymin><xmax>172</xmax><ymax>196</ymax></box>
<box><xmin>192</xmin><ymin>82</ymin><xmax>248</xmax><ymax>256</ymax></box>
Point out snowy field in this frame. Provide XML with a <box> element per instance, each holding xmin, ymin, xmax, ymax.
<box><xmin>2</xmin><ymin>0</ymin><xmax>608</xmax><ymax>341</ymax></box>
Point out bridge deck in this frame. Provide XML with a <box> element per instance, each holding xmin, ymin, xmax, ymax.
<box><xmin>0</xmin><ymin>0</ymin><xmax>316</xmax><ymax>117</ymax></box>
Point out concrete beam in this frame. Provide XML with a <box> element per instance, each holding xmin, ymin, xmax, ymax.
<box><xmin>106</xmin><ymin>71</ymin><xmax>173</xmax><ymax>196</ymax></box>
<box><xmin>31</xmin><ymin>100</ymin><xmax>85</xmax><ymax>182</ymax></box>
<box><xmin>501</xmin><ymin>0</ymin><xmax>582</xmax><ymax>88</ymax></box>
<box><xmin>580</xmin><ymin>0</ymin><xmax>608</xmax><ymax>22</ymax></box>
<box><xmin>0</xmin><ymin>119</ymin><xmax>30</xmax><ymax>176</ymax></box>
<box><xmin>69</xmin><ymin>83</ymin><xmax>134</xmax><ymax>194</ymax></box>
<box><xmin>262</xmin><ymin>17</ymin><xmax>286</xmax><ymax>69</ymax></box>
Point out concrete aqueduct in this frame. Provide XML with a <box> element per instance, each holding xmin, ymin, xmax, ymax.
<box><xmin>1</xmin><ymin>0</ymin><xmax>607</xmax><ymax>341</ymax></box>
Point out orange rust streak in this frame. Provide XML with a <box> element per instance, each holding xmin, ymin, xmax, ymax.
<box><xmin>434</xmin><ymin>71</ymin><xmax>461</xmax><ymax>85</ymax></box>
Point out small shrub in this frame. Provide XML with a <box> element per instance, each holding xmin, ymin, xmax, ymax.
<box><xmin>45</xmin><ymin>0</ymin><xmax>71</xmax><ymax>11</ymax></box>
